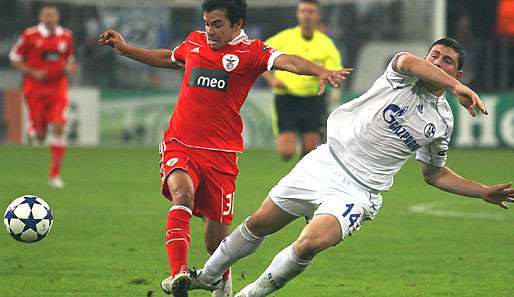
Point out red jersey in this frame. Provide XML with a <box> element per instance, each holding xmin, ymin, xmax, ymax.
<box><xmin>163</xmin><ymin>30</ymin><xmax>282</xmax><ymax>153</ymax></box>
<box><xmin>9</xmin><ymin>23</ymin><xmax>74</xmax><ymax>91</ymax></box>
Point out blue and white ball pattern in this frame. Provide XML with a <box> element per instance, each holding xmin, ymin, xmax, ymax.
<box><xmin>4</xmin><ymin>195</ymin><xmax>53</xmax><ymax>243</ymax></box>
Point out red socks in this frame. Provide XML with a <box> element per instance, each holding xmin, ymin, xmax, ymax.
<box><xmin>222</xmin><ymin>267</ymin><xmax>231</xmax><ymax>280</ymax></box>
<box><xmin>49</xmin><ymin>136</ymin><xmax>66</xmax><ymax>178</ymax></box>
<box><xmin>165</xmin><ymin>206</ymin><xmax>192</xmax><ymax>276</ymax></box>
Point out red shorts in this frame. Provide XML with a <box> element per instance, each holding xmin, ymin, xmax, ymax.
<box><xmin>159</xmin><ymin>139</ymin><xmax>239</xmax><ymax>225</ymax></box>
<box><xmin>23</xmin><ymin>87</ymin><xmax>68</xmax><ymax>133</ymax></box>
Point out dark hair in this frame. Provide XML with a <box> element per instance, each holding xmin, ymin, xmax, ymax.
<box><xmin>201</xmin><ymin>0</ymin><xmax>247</xmax><ymax>26</ymax></box>
<box><xmin>429</xmin><ymin>37</ymin><xmax>465</xmax><ymax>70</ymax></box>
<box><xmin>299</xmin><ymin>0</ymin><xmax>320</xmax><ymax>6</ymax></box>
<box><xmin>39</xmin><ymin>4</ymin><xmax>59</xmax><ymax>13</ymax></box>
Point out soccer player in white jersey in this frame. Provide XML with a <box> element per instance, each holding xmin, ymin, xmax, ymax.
<box><xmin>187</xmin><ymin>38</ymin><xmax>514</xmax><ymax>297</ymax></box>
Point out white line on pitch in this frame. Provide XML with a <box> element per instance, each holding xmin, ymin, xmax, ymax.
<box><xmin>409</xmin><ymin>201</ymin><xmax>512</xmax><ymax>221</ymax></box>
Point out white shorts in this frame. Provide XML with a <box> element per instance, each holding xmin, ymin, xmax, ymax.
<box><xmin>269</xmin><ymin>144</ymin><xmax>383</xmax><ymax>242</ymax></box>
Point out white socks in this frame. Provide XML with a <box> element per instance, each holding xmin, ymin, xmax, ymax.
<box><xmin>239</xmin><ymin>244</ymin><xmax>310</xmax><ymax>297</ymax></box>
<box><xmin>200</xmin><ymin>218</ymin><xmax>265</xmax><ymax>284</ymax></box>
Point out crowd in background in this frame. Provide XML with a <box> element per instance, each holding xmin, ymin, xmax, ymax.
<box><xmin>0</xmin><ymin>0</ymin><xmax>510</xmax><ymax>92</ymax></box>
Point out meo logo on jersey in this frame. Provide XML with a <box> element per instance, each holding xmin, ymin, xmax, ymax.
<box><xmin>222</xmin><ymin>54</ymin><xmax>239</xmax><ymax>72</ymax></box>
<box><xmin>43</xmin><ymin>51</ymin><xmax>60</xmax><ymax>61</ymax></box>
<box><xmin>189</xmin><ymin>68</ymin><xmax>229</xmax><ymax>91</ymax></box>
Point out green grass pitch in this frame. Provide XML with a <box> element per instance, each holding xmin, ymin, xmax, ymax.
<box><xmin>0</xmin><ymin>146</ymin><xmax>513</xmax><ymax>297</ymax></box>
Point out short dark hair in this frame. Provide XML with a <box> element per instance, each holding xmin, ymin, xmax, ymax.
<box><xmin>429</xmin><ymin>37</ymin><xmax>465</xmax><ymax>70</ymax></box>
<box><xmin>39</xmin><ymin>4</ymin><xmax>59</xmax><ymax>13</ymax></box>
<box><xmin>201</xmin><ymin>0</ymin><xmax>247</xmax><ymax>26</ymax></box>
<box><xmin>299</xmin><ymin>0</ymin><xmax>320</xmax><ymax>6</ymax></box>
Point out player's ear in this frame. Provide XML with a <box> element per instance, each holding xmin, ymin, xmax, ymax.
<box><xmin>234</xmin><ymin>18</ymin><xmax>243</xmax><ymax>30</ymax></box>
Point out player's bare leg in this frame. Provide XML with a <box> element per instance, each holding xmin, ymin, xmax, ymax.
<box><xmin>204</xmin><ymin>219</ymin><xmax>229</xmax><ymax>257</ymax></box>
<box><xmin>27</xmin><ymin>119</ymin><xmax>47</xmax><ymax>145</ymax></box>
<box><xmin>193</xmin><ymin>197</ymin><xmax>296</xmax><ymax>291</ymax></box>
<box><xmin>245</xmin><ymin>197</ymin><xmax>297</xmax><ymax>237</ymax></box>
<box><xmin>31</xmin><ymin>128</ymin><xmax>46</xmax><ymax>144</ymax></box>
<box><xmin>161</xmin><ymin>170</ymin><xmax>195</xmax><ymax>297</ymax></box>
<box><xmin>292</xmin><ymin>214</ymin><xmax>341</xmax><ymax>260</ymax></box>
<box><xmin>276</xmin><ymin>132</ymin><xmax>297</xmax><ymax>161</ymax></box>
<box><xmin>300</xmin><ymin>132</ymin><xmax>320</xmax><ymax>158</ymax></box>
<box><xmin>48</xmin><ymin>123</ymin><xmax>66</xmax><ymax>188</ymax></box>
<box><xmin>236</xmin><ymin>214</ymin><xmax>341</xmax><ymax>297</ymax></box>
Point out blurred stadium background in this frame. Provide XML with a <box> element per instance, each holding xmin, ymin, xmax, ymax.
<box><xmin>0</xmin><ymin>0</ymin><xmax>512</xmax><ymax>149</ymax></box>
<box><xmin>1</xmin><ymin>1</ymin><xmax>513</xmax><ymax>297</ymax></box>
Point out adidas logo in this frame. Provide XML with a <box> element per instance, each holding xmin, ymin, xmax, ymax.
<box><xmin>191</xmin><ymin>47</ymin><xmax>200</xmax><ymax>53</ymax></box>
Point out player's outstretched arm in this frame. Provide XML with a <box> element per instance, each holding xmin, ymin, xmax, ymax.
<box><xmin>98</xmin><ymin>29</ymin><xmax>182</xmax><ymax>69</ymax></box>
<box><xmin>394</xmin><ymin>53</ymin><xmax>487</xmax><ymax>117</ymax></box>
<box><xmin>421</xmin><ymin>163</ymin><xmax>514</xmax><ymax>209</ymax></box>
<box><xmin>272</xmin><ymin>54</ymin><xmax>352</xmax><ymax>95</ymax></box>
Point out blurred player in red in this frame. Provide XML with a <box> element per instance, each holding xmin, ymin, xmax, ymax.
<box><xmin>9</xmin><ymin>5</ymin><xmax>78</xmax><ymax>188</ymax></box>
<box><xmin>98</xmin><ymin>0</ymin><xmax>351</xmax><ymax>296</ymax></box>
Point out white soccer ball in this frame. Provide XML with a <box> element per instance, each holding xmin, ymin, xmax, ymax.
<box><xmin>3</xmin><ymin>195</ymin><xmax>53</xmax><ymax>243</ymax></box>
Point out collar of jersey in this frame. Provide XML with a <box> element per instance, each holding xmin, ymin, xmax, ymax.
<box><xmin>38</xmin><ymin>23</ymin><xmax>64</xmax><ymax>37</ymax></box>
<box><xmin>415</xmin><ymin>81</ymin><xmax>445</xmax><ymax>103</ymax></box>
<box><xmin>294</xmin><ymin>26</ymin><xmax>318</xmax><ymax>41</ymax></box>
<box><xmin>227</xmin><ymin>29</ymin><xmax>247</xmax><ymax>46</ymax></box>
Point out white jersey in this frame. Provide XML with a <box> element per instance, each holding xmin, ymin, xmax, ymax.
<box><xmin>327</xmin><ymin>53</ymin><xmax>454</xmax><ymax>192</ymax></box>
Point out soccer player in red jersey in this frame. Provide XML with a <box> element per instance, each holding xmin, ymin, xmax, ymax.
<box><xmin>98</xmin><ymin>1</ymin><xmax>352</xmax><ymax>296</ymax></box>
<box><xmin>9</xmin><ymin>5</ymin><xmax>78</xmax><ymax>188</ymax></box>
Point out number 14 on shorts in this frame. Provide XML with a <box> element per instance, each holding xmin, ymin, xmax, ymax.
<box><xmin>342</xmin><ymin>203</ymin><xmax>361</xmax><ymax>228</ymax></box>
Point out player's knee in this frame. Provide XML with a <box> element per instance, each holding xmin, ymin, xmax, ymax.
<box><xmin>294</xmin><ymin>236</ymin><xmax>329</xmax><ymax>260</ymax></box>
<box><xmin>168</xmin><ymin>187</ymin><xmax>194</xmax><ymax>209</ymax></box>
<box><xmin>245</xmin><ymin>214</ymin><xmax>271</xmax><ymax>238</ymax></box>
<box><xmin>52</xmin><ymin>125</ymin><xmax>65</xmax><ymax>136</ymax></box>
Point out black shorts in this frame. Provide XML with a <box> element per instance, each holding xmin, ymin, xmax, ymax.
<box><xmin>274</xmin><ymin>94</ymin><xmax>326</xmax><ymax>134</ymax></box>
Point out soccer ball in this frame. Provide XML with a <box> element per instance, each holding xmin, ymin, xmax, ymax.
<box><xmin>3</xmin><ymin>195</ymin><xmax>53</xmax><ymax>243</ymax></box>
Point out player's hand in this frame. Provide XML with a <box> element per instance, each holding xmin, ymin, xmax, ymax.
<box><xmin>65</xmin><ymin>62</ymin><xmax>79</xmax><ymax>75</ymax></box>
<box><xmin>98</xmin><ymin>29</ymin><xmax>128</xmax><ymax>54</ymax></box>
<box><xmin>452</xmin><ymin>83</ymin><xmax>487</xmax><ymax>117</ymax></box>
<box><xmin>481</xmin><ymin>182</ymin><xmax>514</xmax><ymax>209</ymax></box>
<box><xmin>318</xmin><ymin>68</ymin><xmax>353</xmax><ymax>96</ymax></box>
<box><xmin>30</xmin><ymin>69</ymin><xmax>48</xmax><ymax>81</ymax></box>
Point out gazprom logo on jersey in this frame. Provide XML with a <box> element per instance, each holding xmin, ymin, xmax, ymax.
<box><xmin>189</xmin><ymin>68</ymin><xmax>229</xmax><ymax>91</ymax></box>
<box><xmin>383</xmin><ymin>104</ymin><xmax>421</xmax><ymax>151</ymax></box>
